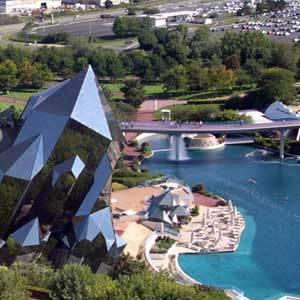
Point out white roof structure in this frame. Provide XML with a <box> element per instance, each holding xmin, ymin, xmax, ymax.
<box><xmin>239</xmin><ymin>110</ymin><xmax>272</xmax><ymax>124</ymax></box>
<box><xmin>265</xmin><ymin>101</ymin><xmax>300</xmax><ymax>121</ymax></box>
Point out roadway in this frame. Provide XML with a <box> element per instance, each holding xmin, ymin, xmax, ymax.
<box><xmin>32</xmin><ymin>0</ymin><xmax>227</xmax><ymax>37</ymax></box>
<box><xmin>120</xmin><ymin>120</ymin><xmax>300</xmax><ymax>134</ymax></box>
<box><xmin>34</xmin><ymin>18</ymin><xmax>114</xmax><ymax>37</ymax></box>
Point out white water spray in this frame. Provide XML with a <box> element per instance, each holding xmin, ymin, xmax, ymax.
<box><xmin>168</xmin><ymin>135</ymin><xmax>190</xmax><ymax>161</ymax></box>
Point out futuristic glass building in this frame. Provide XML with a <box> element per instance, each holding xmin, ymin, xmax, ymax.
<box><xmin>0</xmin><ymin>66</ymin><xmax>126</xmax><ymax>271</ymax></box>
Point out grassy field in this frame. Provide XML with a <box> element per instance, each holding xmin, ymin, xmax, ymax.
<box><xmin>0</xmin><ymin>102</ymin><xmax>25</xmax><ymax>111</ymax></box>
<box><xmin>103</xmin><ymin>82</ymin><xmax>251</xmax><ymax>102</ymax></box>
<box><xmin>153</xmin><ymin>103</ymin><xmax>223</xmax><ymax>120</ymax></box>
<box><xmin>4</xmin><ymin>88</ymin><xmax>41</xmax><ymax>101</ymax></box>
<box><xmin>93</xmin><ymin>37</ymin><xmax>138</xmax><ymax>48</ymax></box>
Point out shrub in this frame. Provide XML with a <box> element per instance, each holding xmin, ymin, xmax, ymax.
<box><xmin>191</xmin><ymin>205</ymin><xmax>200</xmax><ymax>216</ymax></box>
<box><xmin>112</xmin><ymin>182</ymin><xmax>127</xmax><ymax>191</ymax></box>
<box><xmin>192</xmin><ymin>183</ymin><xmax>205</xmax><ymax>194</ymax></box>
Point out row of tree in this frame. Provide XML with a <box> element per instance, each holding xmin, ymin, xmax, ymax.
<box><xmin>0</xmin><ymin>59</ymin><xmax>52</xmax><ymax>93</ymax></box>
<box><xmin>0</xmin><ymin>24</ymin><xmax>297</xmax><ymax>104</ymax></box>
<box><xmin>0</xmin><ymin>257</ymin><xmax>228</xmax><ymax>300</ymax></box>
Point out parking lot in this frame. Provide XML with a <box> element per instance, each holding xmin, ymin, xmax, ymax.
<box><xmin>32</xmin><ymin>0</ymin><xmax>300</xmax><ymax>43</ymax></box>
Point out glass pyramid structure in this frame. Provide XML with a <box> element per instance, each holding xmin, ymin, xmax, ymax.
<box><xmin>0</xmin><ymin>66</ymin><xmax>125</xmax><ymax>270</ymax></box>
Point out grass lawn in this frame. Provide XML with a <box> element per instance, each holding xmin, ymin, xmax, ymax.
<box><xmin>0</xmin><ymin>102</ymin><xmax>25</xmax><ymax>111</ymax></box>
<box><xmin>154</xmin><ymin>237</ymin><xmax>176</xmax><ymax>250</ymax></box>
<box><xmin>102</xmin><ymin>82</ymin><xmax>123</xmax><ymax>93</ymax></box>
<box><xmin>4</xmin><ymin>88</ymin><xmax>42</xmax><ymax>101</ymax></box>
<box><xmin>93</xmin><ymin>37</ymin><xmax>138</xmax><ymax>48</ymax></box>
<box><xmin>153</xmin><ymin>103</ymin><xmax>223</xmax><ymax>120</ymax></box>
<box><xmin>103</xmin><ymin>82</ymin><xmax>253</xmax><ymax>102</ymax></box>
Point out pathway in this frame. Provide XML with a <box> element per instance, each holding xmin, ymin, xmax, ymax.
<box><xmin>0</xmin><ymin>95</ymin><xmax>27</xmax><ymax>105</ymax></box>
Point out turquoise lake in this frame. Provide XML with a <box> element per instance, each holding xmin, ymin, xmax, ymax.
<box><xmin>141</xmin><ymin>136</ymin><xmax>300</xmax><ymax>300</ymax></box>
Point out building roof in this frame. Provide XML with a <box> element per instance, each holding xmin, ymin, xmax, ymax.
<box><xmin>10</xmin><ymin>218</ymin><xmax>40</xmax><ymax>247</ymax></box>
<box><xmin>158</xmin><ymin>191</ymin><xmax>177</xmax><ymax>207</ymax></box>
<box><xmin>73</xmin><ymin>207</ymin><xmax>116</xmax><ymax>251</ymax></box>
<box><xmin>0</xmin><ymin>66</ymin><xmax>112</xmax><ymax>184</ymax></box>
<box><xmin>170</xmin><ymin>205</ymin><xmax>189</xmax><ymax>217</ymax></box>
<box><xmin>52</xmin><ymin>155</ymin><xmax>85</xmax><ymax>186</ymax></box>
<box><xmin>0</xmin><ymin>134</ymin><xmax>43</xmax><ymax>181</ymax></box>
<box><xmin>149</xmin><ymin>207</ymin><xmax>172</xmax><ymax>224</ymax></box>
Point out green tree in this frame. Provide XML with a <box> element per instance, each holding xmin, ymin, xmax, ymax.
<box><xmin>257</xmin><ymin>67</ymin><xmax>295</xmax><ymax>105</ymax></box>
<box><xmin>105</xmin><ymin>52</ymin><xmax>124</xmax><ymax>82</ymax></box>
<box><xmin>220</xmin><ymin>32</ymin><xmax>241</xmax><ymax>59</ymax></box>
<box><xmin>113</xmin><ymin>16</ymin><xmax>150</xmax><ymax>37</ymax></box>
<box><xmin>138</xmin><ymin>30</ymin><xmax>158</xmax><ymax>51</ymax></box>
<box><xmin>210</xmin><ymin>65</ymin><xmax>236</xmax><ymax>91</ymax></box>
<box><xmin>86</xmin><ymin>274</ymin><xmax>122</xmax><ymax>300</ymax></box>
<box><xmin>244</xmin><ymin>58</ymin><xmax>262</xmax><ymax>87</ymax></box>
<box><xmin>11</xmin><ymin>262</ymin><xmax>54</xmax><ymax>289</ymax></box>
<box><xmin>110</xmin><ymin>254</ymin><xmax>147</xmax><ymax>279</ymax></box>
<box><xmin>49</xmin><ymin>264</ymin><xmax>93</xmax><ymax>300</ymax></box>
<box><xmin>239</xmin><ymin>31</ymin><xmax>272</xmax><ymax>65</ymax></box>
<box><xmin>186</xmin><ymin>62</ymin><xmax>210</xmax><ymax>91</ymax></box>
<box><xmin>32</xmin><ymin>63</ymin><xmax>52</xmax><ymax>88</ymax></box>
<box><xmin>121</xmin><ymin>78</ymin><xmax>145</xmax><ymax>108</ymax></box>
<box><xmin>0</xmin><ymin>267</ymin><xmax>29</xmax><ymax>300</ymax></box>
<box><xmin>19</xmin><ymin>61</ymin><xmax>52</xmax><ymax>89</ymax></box>
<box><xmin>216</xmin><ymin>109</ymin><xmax>251</xmax><ymax>122</ymax></box>
<box><xmin>117</xmin><ymin>272</ymin><xmax>228</xmax><ymax>300</ymax></box>
<box><xmin>236</xmin><ymin>68</ymin><xmax>251</xmax><ymax>90</ymax></box>
<box><xmin>271</xmin><ymin>43</ymin><xmax>298</xmax><ymax>73</ymax></box>
<box><xmin>0</xmin><ymin>59</ymin><xmax>18</xmax><ymax>93</ymax></box>
<box><xmin>161</xmin><ymin>65</ymin><xmax>187</xmax><ymax>94</ymax></box>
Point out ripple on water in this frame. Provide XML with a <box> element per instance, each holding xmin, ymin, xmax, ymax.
<box><xmin>142</xmin><ymin>142</ymin><xmax>300</xmax><ymax>300</ymax></box>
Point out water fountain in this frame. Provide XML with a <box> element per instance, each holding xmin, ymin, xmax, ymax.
<box><xmin>168</xmin><ymin>134</ymin><xmax>190</xmax><ymax>161</ymax></box>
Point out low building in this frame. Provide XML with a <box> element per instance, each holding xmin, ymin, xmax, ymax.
<box><xmin>0</xmin><ymin>0</ymin><xmax>61</xmax><ymax>13</ymax></box>
<box><xmin>139</xmin><ymin>11</ymin><xmax>194</xmax><ymax>28</ymax></box>
<box><xmin>144</xmin><ymin>185</ymin><xmax>193</xmax><ymax>226</ymax></box>
<box><xmin>99</xmin><ymin>0</ymin><xmax>129</xmax><ymax>7</ymax></box>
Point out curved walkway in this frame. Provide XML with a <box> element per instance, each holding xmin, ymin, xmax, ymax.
<box><xmin>0</xmin><ymin>96</ymin><xmax>27</xmax><ymax>105</ymax></box>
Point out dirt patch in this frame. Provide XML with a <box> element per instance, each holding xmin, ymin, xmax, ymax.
<box><xmin>121</xmin><ymin>222</ymin><xmax>152</xmax><ymax>258</ymax></box>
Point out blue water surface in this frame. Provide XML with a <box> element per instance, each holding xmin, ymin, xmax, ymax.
<box><xmin>142</xmin><ymin>138</ymin><xmax>300</xmax><ymax>300</ymax></box>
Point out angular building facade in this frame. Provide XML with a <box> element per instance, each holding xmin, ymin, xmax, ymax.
<box><xmin>0</xmin><ymin>66</ymin><xmax>126</xmax><ymax>271</ymax></box>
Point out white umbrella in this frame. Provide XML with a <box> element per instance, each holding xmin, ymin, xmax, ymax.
<box><xmin>233</xmin><ymin>206</ymin><xmax>238</xmax><ymax>219</ymax></box>
<box><xmin>228</xmin><ymin>200</ymin><xmax>233</xmax><ymax>211</ymax></box>
<box><xmin>202</xmin><ymin>213</ymin><xmax>206</xmax><ymax>227</ymax></box>
<box><xmin>206</xmin><ymin>207</ymin><xmax>210</xmax><ymax>219</ymax></box>
<box><xmin>230</xmin><ymin>212</ymin><xmax>235</xmax><ymax>226</ymax></box>
<box><xmin>217</xmin><ymin>227</ymin><xmax>222</xmax><ymax>243</ymax></box>
<box><xmin>212</xmin><ymin>222</ymin><xmax>216</xmax><ymax>234</ymax></box>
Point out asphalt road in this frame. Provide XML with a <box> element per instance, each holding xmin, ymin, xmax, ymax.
<box><xmin>32</xmin><ymin>0</ymin><xmax>228</xmax><ymax>37</ymax></box>
<box><xmin>34</xmin><ymin>18</ymin><xmax>114</xmax><ymax>37</ymax></box>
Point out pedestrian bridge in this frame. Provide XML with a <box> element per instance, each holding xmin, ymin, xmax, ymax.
<box><xmin>120</xmin><ymin>120</ymin><xmax>300</xmax><ymax>134</ymax></box>
<box><xmin>120</xmin><ymin>120</ymin><xmax>300</xmax><ymax>160</ymax></box>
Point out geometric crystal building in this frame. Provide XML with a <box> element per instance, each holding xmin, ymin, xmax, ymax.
<box><xmin>0</xmin><ymin>66</ymin><xmax>126</xmax><ymax>271</ymax></box>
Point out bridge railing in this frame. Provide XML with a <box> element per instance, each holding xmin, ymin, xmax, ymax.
<box><xmin>119</xmin><ymin>119</ymin><xmax>300</xmax><ymax>131</ymax></box>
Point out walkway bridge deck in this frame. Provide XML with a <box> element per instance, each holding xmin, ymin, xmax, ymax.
<box><xmin>120</xmin><ymin>120</ymin><xmax>300</xmax><ymax>135</ymax></box>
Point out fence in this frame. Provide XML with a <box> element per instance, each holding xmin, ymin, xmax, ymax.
<box><xmin>144</xmin><ymin>231</ymin><xmax>159</xmax><ymax>272</ymax></box>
